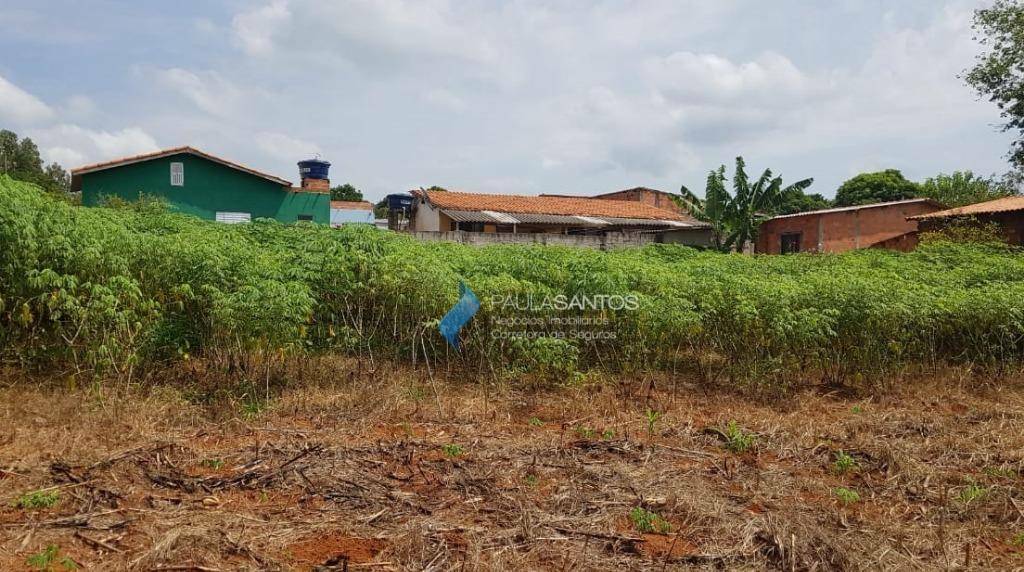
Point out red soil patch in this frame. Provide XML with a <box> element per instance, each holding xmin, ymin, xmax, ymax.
<box><xmin>640</xmin><ymin>533</ymin><xmax>696</xmax><ymax>559</ymax></box>
<box><xmin>287</xmin><ymin>532</ymin><xmax>387</xmax><ymax>566</ymax></box>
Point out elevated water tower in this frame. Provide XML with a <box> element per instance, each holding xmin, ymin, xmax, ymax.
<box><xmin>298</xmin><ymin>155</ymin><xmax>331</xmax><ymax>192</ymax></box>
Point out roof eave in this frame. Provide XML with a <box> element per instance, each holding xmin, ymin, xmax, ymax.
<box><xmin>71</xmin><ymin>146</ymin><xmax>294</xmax><ymax>188</ymax></box>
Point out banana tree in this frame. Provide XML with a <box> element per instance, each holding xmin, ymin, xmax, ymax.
<box><xmin>679</xmin><ymin>157</ymin><xmax>813</xmax><ymax>252</ymax></box>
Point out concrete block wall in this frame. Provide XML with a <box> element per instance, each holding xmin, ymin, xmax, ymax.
<box><xmin>407</xmin><ymin>231</ymin><xmax>658</xmax><ymax>250</ymax></box>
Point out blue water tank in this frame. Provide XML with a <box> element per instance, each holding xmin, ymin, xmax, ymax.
<box><xmin>298</xmin><ymin>158</ymin><xmax>331</xmax><ymax>180</ymax></box>
<box><xmin>386</xmin><ymin>193</ymin><xmax>414</xmax><ymax>210</ymax></box>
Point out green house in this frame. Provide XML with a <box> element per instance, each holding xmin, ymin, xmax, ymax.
<box><xmin>71</xmin><ymin>146</ymin><xmax>330</xmax><ymax>224</ymax></box>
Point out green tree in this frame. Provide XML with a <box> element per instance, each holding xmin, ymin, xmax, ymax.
<box><xmin>833</xmin><ymin>170</ymin><xmax>919</xmax><ymax>207</ymax></box>
<box><xmin>0</xmin><ymin>130</ymin><xmax>18</xmax><ymax>174</ymax></box>
<box><xmin>43</xmin><ymin>163</ymin><xmax>70</xmax><ymax>195</ymax></box>
<box><xmin>15</xmin><ymin>137</ymin><xmax>44</xmax><ymax>181</ymax></box>
<box><xmin>773</xmin><ymin>188</ymin><xmax>831</xmax><ymax>215</ymax></box>
<box><xmin>680</xmin><ymin>157</ymin><xmax>813</xmax><ymax>252</ymax></box>
<box><xmin>0</xmin><ymin>129</ymin><xmax>70</xmax><ymax>194</ymax></box>
<box><xmin>330</xmin><ymin>183</ymin><xmax>363</xmax><ymax>202</ymax></box>
<box><xmin>919</xmin><ymin>171</ymin><xmax>1014</xmax><ymax>208</ymax></box>
<box><xmin>679</xmin><ymin>166</ymin><xmax>728</xmax><ymax>249</ymax></box>
<box><xmin>965</xmin><ymin>1</ymin><xmax>1024</xmax><ymax>170</ymax></box>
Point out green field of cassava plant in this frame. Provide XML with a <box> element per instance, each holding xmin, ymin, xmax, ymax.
<box><xmin>2</xmin><ymin>175</ymin><xmax>1023</xmax><ymax>389</ymax></box>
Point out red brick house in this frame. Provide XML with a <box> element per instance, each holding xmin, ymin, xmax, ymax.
<box><xmin>756</xmin><ymin>199</ymin><xmax>944</xmax><ymax>254</ymax></box>
<box><xmin>588</xmin><ymin>187</ymin><xmax>688</xmax><ymax>216</ymax></box>
<box><xmin>908</xmin><ymin>196</ymin><xmax>1024</xmax><ymax>245</ymax></box>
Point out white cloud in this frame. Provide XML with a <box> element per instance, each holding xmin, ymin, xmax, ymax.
<box><xmin>535</xmin><ymin>87</ymin><xmax>698</xmax><ymax>178</ymax></box>
<box><xmin>767</xmin><ymin>4</ymin><xmax>997</xmax><ymax>159</ymax></box>
<box><xmin>520</xmin><ymin>2</ymin><xmax>998</xmax><ymax>193</ymax></box>
<box><xmin>154</xmin><ymin>68</ymin><xmax>245</xmax><ymax>118</ymax></box>
<box><xmin>231</xmin><ymin>0</ymin><xmax>500</xmax><ymax>70</ymax></box>
<box><xmin>62</xmin><ymin>95</ymin><xmax>97</xmax><ymax>119</ymax></box>
<box><xmin>44</xmin><ymin>147</ymin><xmax>86</xmax><ymax>168</ymax></box>
<box><xmin>32</xmin><ymin>125</ymin><xmax>160</xmax><ymax>168</ymax></box>
<box><xmin>0</xmin><ymin>74</ymin><xmax>54</xmax><ymax>124</ymax></box>
<box><xmin>645</xmin><ymin>51</ymin><xmax>819</xmax><ymax>105</ymax></box>
<box><xmin>254</xmin><ymin>132</ymin><xmax>321</xmax><ymax>160</ymax></box>
<box><xmin>231</xmin><ymin>0</ymin><xmax>290</xmax><ymax>56</ymax></box>
<box><xmin>3</xmin><ymin>0</ymin><xmax>1006</xmax><ymax>201</ymax></box>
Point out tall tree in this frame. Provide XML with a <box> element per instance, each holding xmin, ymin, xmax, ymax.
<box><xmin>0</xmin><ymin>130</ymin><xmax>18</xmax><ymax>173</ymax></box>
<box><xmin>680</xmin><ymin>157</ymin><xmax>813</xmax><ymax>252</ymax></box>
<box><xmin>833</xmin><ymin>170</ymin><xmax>919</xmax><ymax>207</ymax></box>
<box><xmin>965</xmin><ymin>0</ymin><xmax>1024</xmax><ymax>172</ymax></box>
<box><xmin>773</xmin><ymin>188</ymin><xmax>831</xmax><ymax>215</ymax></box>
<box><xmin>329</xmin><ymin>183</ymin><xmax>363</xmax><ymax>202</ymax></box>
<box><xmin>679</xmin><ymin>166</ymin><xmax>728</xmax><ymax>249</ymax></box>
<box><xmin>918</xmin><ymin>171</ymin><xmax>1014</xmax><ymax>207</ymax></box>
<box><xmin>0</xmin><ymin>129</ymin><xmax>70</xmax><ymax>194</ymax></box>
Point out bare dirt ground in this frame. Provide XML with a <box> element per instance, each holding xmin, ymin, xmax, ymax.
<box><xmin>1</xmin><ymin>365</ymin><xmax>1024</xmax><ymax>571</ymax></box>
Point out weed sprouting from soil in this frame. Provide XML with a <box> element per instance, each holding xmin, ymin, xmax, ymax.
<box><xmin>441</xmin><ymin>443</ymin><xmax>464</xmax><ymax>458</ymax></box>
<box><xmin>833</xmin><ymin>487</ymin><xmax>861</xmax><ymax>504</ymax></box>
<box><xmin>832</xmin><ymin>450</ymin><xmax>858</xmax><ymax>474</ymax></box>
<box><xmin>723</xmin><ymin>420</ymin><xmax>755</xmax><ymax>453</ymax></box>
<box><xmin>630</xmin><ymin>507</ymin><xmax>672</xmax><ymax>534</ymax></box>
<box><xmin>238</xmin><ymin>385</ymin><xmax>269</xmax><ymax>419</ymax></box>
<box><xmin>575</xmin><ymin>426</ymin><xmax>596</xmax><ymax>439</ymax></box>
<box><xmin>983</xmin><ymin>466</ymin><xmax>1018</xmax><ymax>479</ymax></box>
<box><xmin>14</xmin><ymin>490</ymin><xmax>60</xmax><ymax>510</ymax></box>
<box><xmin>26</xmin><ymin>545</ymin><xmax>77</xmax><ymax>571</ymax></box>
<box><xmin>644</xmin><ymin>409</ymin><xmax>661</xmax><ymax>439</ymax></box>
<box><xmin>959</xmin><ymin>481</ymin><xmax>987</xmax><ymax>504</ymax></box>
<box><xmin>527</xmin><ymin>417</ymin><xmax>544</xmax><ymax>427</ymax></box>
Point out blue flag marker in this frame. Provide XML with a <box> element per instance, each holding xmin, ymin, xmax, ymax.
<box><xmin>438</xmin><ymin>282</ymin><xmax>480</xmax><ymax>350</ymax></box>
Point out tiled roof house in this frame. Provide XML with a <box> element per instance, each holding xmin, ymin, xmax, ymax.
<box><xmin>411</xmin><ymin>189</ymin><xmax>706</xmax><ymax>234</ymax></box>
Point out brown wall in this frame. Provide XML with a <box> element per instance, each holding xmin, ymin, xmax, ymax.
<box><xmin>870</xmin><ymin>231</ymin><xmax>920</xmax><ymax>252</ymax></box>
<box><xmin>756</xmin><ymin>201</ymin><xmax>941</xmax><ymax>254</ymax></box>
<box><xmin>596</xmin><ymin>189</ymin><xmax>686</xmax><ymax>215</ymax></box>
<box><xmin>917</xmin><ymin>212</ymin><xmax>1024</xmax><ymax>245</ymax></box>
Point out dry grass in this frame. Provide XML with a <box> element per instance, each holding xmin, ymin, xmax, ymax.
<box><xmin>1</xmin><ymin>361</ymin><xmax>1024</xmax><ymax>571</ymax></box>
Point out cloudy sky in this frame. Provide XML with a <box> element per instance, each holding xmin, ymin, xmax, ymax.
<box><xmin>0</xmin><ymin>0</ymin><xmax>1013</xmax><ymax>202</ymax></box>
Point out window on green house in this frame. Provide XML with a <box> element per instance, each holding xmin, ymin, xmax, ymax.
<box><xmin>297</xmin><ymin>214</ymin><xmax>313</xmax><ymax>221</ymax></box>
<box><xmin>170</xmin><ymin>162</ymin><xmax>184</xmax><ymax>186</ymax></box>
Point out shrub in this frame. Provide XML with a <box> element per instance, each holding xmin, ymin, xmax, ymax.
<box><xmin>919</xmin><ymin>217</ymin><xmax>1006</xmax><ymax>245</ymax></box>
<box><xmin>2</xmin><ymin>176</ymin><xmax>1024</xmax><ymax>389</ymax></box>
